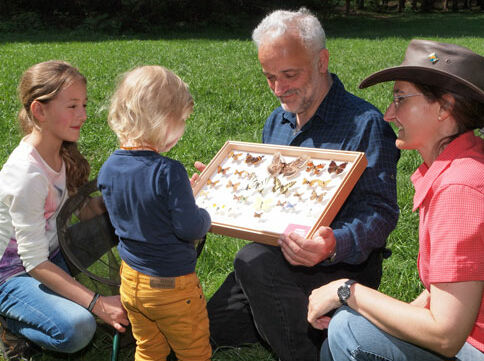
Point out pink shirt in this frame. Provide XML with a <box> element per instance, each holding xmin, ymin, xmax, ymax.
<box><xmin>412</xmin><ymin>131</ymin><xmax>484</xmax><ymax>352</ymax></box>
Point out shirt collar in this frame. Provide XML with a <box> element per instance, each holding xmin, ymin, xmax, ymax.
<box><xmin>411</xmin><ymin>131</ymin><xmax>479</xmax><ymax>211</ymax></box>
<box><xmin>279</xmin><ymin>73</ymin><xmax>344</xmax><ymax>131</ymax></box>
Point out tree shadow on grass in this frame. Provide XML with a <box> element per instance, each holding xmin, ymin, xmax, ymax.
<box><xmin>0</xmin><ymin>13</ymin><xmax>482</xmax><ymax>44</ymax></box>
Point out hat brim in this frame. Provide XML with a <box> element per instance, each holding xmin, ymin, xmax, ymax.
<box><xmin>359</xmin><ymin>65</ymin><xmax>484</xmax><ymax>103</ymax></box>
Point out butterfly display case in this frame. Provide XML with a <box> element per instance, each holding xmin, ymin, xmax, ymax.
<box><xmin>193</xmin><ymin>141</ymin><xmax>367</xmax><ymax>246</ymax></box>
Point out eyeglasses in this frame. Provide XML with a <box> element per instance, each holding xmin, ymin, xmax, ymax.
<box><xmin>392</xmin><ymin>93</ymin><xmax>422</xmax><ymax>108</ymax></box>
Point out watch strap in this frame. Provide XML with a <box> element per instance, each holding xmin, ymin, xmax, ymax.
<box><xmin>337</xmin><ymin>279</ymin><xmax>357</xmax><ymax>306</ymax></box>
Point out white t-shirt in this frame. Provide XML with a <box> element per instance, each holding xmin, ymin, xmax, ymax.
<box><xmin>0</xmin><ymin>139</ymin><xmax>67</xmax><ymax>276</ymax></box>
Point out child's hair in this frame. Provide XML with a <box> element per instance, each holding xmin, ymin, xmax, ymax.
<box><xmin>17</xmin><ymin>60</ymin><xmax>90</xmax><ymax>195</ymax></box>
<box><xmin>108</xmin><ymin>65</ymin><xmax>193</xmax><ymax>150</ymax></box>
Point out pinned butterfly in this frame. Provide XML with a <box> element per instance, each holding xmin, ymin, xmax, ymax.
<box><xmin>328</xmin><ymin>161</ymin><xmax>347</xmax><ymax>175</ymax></box>
<box><xmin>272</xmin><ymin>177</ymin><xmax>296</xmax><ymax>195</ymax></box>
<box><xmin>268</xmin><ymin>152</ymin><xmax>309</xmax><ymax>178</ymax></box>
<box><xmin>245</xmin><ymin>153</ymin><xmax>264</xmax><ymax>165</ymax></box>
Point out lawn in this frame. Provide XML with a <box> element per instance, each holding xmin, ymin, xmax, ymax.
<box><xmin>0</xmin><ymin>12</ymin><xmax>483</xmax><ymax>361</ymax></box>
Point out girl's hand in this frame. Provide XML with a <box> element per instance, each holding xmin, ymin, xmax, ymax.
<box><xmin>307</xmin><ymin>279</ymin><xmax>346</xmax><ymax>329</ymax></box>
<box><xmin>92</xmin><ymin>295</ymin><xmax>129</xmax><ymax>332</ymax></box>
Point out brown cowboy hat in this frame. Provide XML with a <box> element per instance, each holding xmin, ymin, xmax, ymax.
<box><xmin>359</xmin><ymin>39</ymin><xmax>484</xmax><ymax>103</ymax></box>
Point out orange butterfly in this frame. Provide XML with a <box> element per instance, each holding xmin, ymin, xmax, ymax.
<box><xmin>226</xmin><ymin>180</ymin><xmax>240</xmax><ymax>191</ymax></box>
<box><xmin>306</xmin><ymin>161</ymin><xmax>324</xmax><ymax>175</ymax></box>
<box><xmin>245</xmin><ymin>153</ymin><xmax>264</xmax><ymax>165</ymax></box>
<box><xmin>228</xmin><ymin>151</ymin><xmax>242</xmax><ymax>161</ymax></box>
<box><xmin>217</xmin><ymin>165</ymin><xmax>230</xmax><ymax>174</ymax></box>
<box><xmin>234</xmin><ymin>169</ymin><xmax>247</xmax><ymax>177</ymax></box>
<box><xmin>206</xmin><ymin>179</ymin><xmax>220</xmax><ymax>187</ymax></box>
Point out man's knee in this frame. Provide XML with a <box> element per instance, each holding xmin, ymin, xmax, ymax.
<box><xmin>234</xmin><ymin>243</ymin><xmax>278</xmax><ymax>281</ymax></box>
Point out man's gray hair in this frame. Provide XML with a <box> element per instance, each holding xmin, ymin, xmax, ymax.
<box><xmin>252</xmin><ymin>8</ymin><xmax>326</xmax><ymax>52</ymax></box>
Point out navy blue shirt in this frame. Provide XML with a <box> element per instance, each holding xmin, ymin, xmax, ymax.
<box><xmin>98</xmin><ymin>150</ymin><xmax>211</xmax><ymax>277</ymax></box>
<box><xmin>263</xmin><ymin>74</ymin><xmax>399</xmax><ymax>264</ymax></box>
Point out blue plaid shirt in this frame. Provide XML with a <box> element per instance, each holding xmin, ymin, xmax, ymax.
<box><xmin>262</xmin><ymin>74</ymin><xmax>399</xmax><ymax>265</ymax></box>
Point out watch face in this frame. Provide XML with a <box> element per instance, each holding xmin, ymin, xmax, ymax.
<box><xmin>338</xmin><ymin>280</ymin><xmax>356</xmax><ymax>305</ymax></box>
<box><xmin>338</xmin><ymin>286</ymin><xmax>351</xmax><ymax>299</ymax></box>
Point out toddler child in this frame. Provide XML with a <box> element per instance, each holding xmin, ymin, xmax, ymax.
<box><xmin>98</xmin><ymin>65</ymin><xmax>212</xmax><ymax>361</ymax></box>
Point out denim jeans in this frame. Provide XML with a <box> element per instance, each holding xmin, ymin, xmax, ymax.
<box><xmin>207</xmin><ymin>243</ymin><xmax>384</xmax><ymax>361</ymax></box>
<box><xmin>0</xmin><ymin>251</ymin><xmax>96</xmax><ymax>353</ymax></box>
<box><xmin>321</xmin><ymin>307</ymin><xmax>484</xmax><ymax>361</ymax></box>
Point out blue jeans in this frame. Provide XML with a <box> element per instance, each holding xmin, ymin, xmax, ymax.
<box><xmin>321</xmin><ymin>307</ymin><xmax>484</xmax><ymax>361</ymax></box>
<box><xmin>0</xmin><ymin>251</ymin><xmax>96</xmax><ymax>353</ymax></box>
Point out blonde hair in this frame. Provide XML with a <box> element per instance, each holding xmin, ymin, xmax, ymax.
<box><xmin>108</xmin><ymin>65</ymin><xmax>193</xmax><ymax>150</ymax></box>
<box><xmin>17</xmin><ymin>60</ymin><xmax>90</xmax><ymax>195</ymax></box>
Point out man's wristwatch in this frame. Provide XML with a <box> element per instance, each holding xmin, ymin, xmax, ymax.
<box><xmin>337</xmin><ymin>280</ymin><xmax>357</xmax><ymax>306</ymax></box>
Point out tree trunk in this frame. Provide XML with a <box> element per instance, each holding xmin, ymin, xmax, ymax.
<box><xmin>452</xmin><ymin>0</ymin><xmax>459</xmax><ymax>11</ymax></box>
<box><xmin>421</xmin><ymin>0</ymin><xmax>434</xmax><ymax>11</ymax></box>
<box><xmin>398</xmin><ymin>0</ymin><xmax>406</xmax><ymax>11</ymax></box>
<box><xmin>345</xmin><ymin>0</ymin><xmax>351</xmax><ymax>15</ymax></box>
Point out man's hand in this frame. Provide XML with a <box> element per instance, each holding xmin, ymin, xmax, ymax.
<box><xmin>279</xmin><ymin>226</ymin><xmax>336</xmax><ymax>267</ymax></box>
<box><xmin>190</xmin><ymin>161</ymin><xmax>206</xmax><ymax>186</ymax></box>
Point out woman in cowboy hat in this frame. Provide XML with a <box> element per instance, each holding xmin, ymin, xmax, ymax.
<box><xmin>307</xmin><ymin>39</ymin><xmax>484</xmax><ymax>361</ymax></box>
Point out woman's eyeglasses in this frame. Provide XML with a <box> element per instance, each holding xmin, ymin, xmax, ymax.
<box><xmin>392</xmin><ymin>93</ymin><xmax>422</xmax><ymax>108</ymax></box>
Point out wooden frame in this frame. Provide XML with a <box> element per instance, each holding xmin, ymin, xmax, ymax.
<box><xmin>193</xmin><ymin>141</ymin><xmax>367</xmax><ymax>246</ymax></box>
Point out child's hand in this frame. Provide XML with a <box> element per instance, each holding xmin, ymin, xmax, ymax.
<box><xmin>190</xmin><ymin>161</ymin><xmax>206</xmax><ymax>186</ymax></box>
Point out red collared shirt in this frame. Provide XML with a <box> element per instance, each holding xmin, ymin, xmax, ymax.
<box><xmin>412</xmin><ymin>131</ymin><xmax>484</xmax><ymax>352</ymax></box>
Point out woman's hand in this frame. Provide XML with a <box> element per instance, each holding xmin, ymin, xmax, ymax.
<box><xmin>307</xmin><ymin>279</ymin><xmax>347</xmax><ymax>329</ymax></box>
<box><xmin>92</xmin><ymin>295</ymin><xmax>129</xmax><ymax>332</ymax></box>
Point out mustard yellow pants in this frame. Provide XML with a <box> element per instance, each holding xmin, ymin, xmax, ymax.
<box><xmin>120</xmin><ymin>262</ymin><xmax>211</xmax><ymax>361</ymax></box>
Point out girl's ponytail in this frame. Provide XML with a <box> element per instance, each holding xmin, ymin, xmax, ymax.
<box><xmin>60</xmin><ymin>142</ymin><xmax>90</xmax><ymax>195</ymax></box>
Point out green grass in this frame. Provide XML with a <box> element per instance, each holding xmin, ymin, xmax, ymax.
<box><xmin>0</xmin><ymin>12</ymin><xmax>483</xmax><ymax>361</ymax></box>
